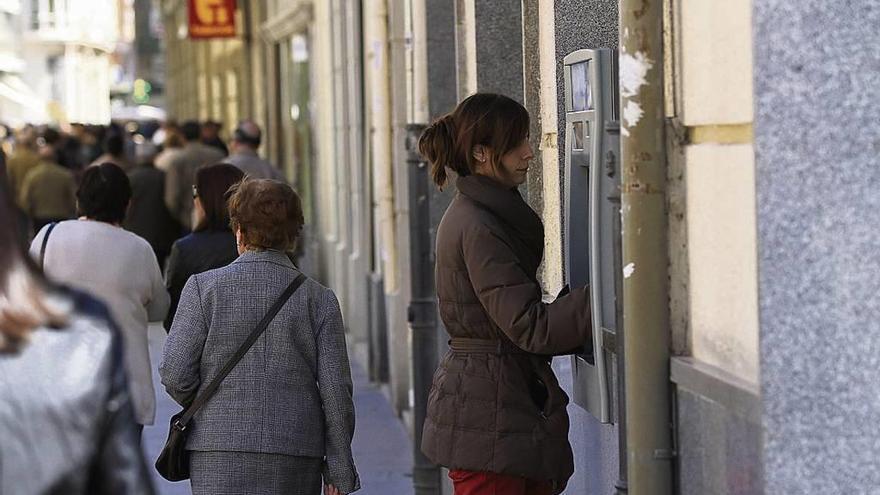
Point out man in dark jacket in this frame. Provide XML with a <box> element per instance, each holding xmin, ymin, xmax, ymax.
<box><xmin>163</xmin><ymin>121</ymin><xmax>224</xmax><ymax>230</ymax></box>
<box><xmin>201</xmin><ymin>120</ymin><xmax>229</xmax><ymax>156</ymax></box>
<box><xmin>124</xmin><ymin>143</ymin><xmax>181</xmax><ymax>268</ymax></box>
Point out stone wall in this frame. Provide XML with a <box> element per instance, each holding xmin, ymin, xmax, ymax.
<box><xmin>754</xmin><ymin>0</ymin><xmax>880</xmax><ymax>491</ymax></box>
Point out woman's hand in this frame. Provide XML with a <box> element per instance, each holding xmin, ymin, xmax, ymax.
<box><xmin>324</xmin><ymin>484</ymin><xmax>342</xmax><ymax>495</ymax></box>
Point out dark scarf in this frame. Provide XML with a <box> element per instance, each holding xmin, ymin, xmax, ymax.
<box><xmin>456</xmin><ymin>174</ymin><xmax>545</xmax><ymax>275</ymax></box>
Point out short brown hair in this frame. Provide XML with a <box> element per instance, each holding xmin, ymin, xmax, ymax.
<box><xmin>228</xmin><ymin>178</ymin><xmax>304</xmax><ymax>251</ymax></box>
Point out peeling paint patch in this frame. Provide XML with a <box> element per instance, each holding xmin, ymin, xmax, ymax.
<box><xmin>619</xmin><ymin>51</ymin><xmax>652</xmax><ymax>134</ymax></box>
<box><xmin>620</xmin><ymin>51</ymin><xmax>652</xmax><ymax>98</ymax></box>
<box><xmin>624</xmin><ymin>262</ymin><xmax>635</xmax><ymax>279</ymax></box>
<box><xmin>623</xmin><ymin>100</ymin><xmax>644</xmax><ymax>131</ymax></box>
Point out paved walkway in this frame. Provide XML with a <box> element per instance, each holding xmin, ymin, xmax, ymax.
<box><xmin>143</xmin><ymin>324</ymin><xmax>414</xmax><ymax>495</ymax></box>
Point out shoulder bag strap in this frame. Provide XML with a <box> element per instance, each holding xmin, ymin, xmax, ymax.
<box><xmin>175</xmin><ymin>273</ymin><xmax>307</xmax><ymax>429</ymax></box>
<box><xmin>39</xmin><ymin>222</ymin><xmax>59</xmax><ymax>269</ymax></box>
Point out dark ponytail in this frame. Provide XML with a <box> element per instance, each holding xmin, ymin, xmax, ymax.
<box><xmin>419</xmin><ymin>115</ymin><xmax>459</xmax><ymax>189</ymax></box>
<box><xmin>418</xmin><ymin>93</ymin><xmax>529</xmax><ymax>190</ymax></box>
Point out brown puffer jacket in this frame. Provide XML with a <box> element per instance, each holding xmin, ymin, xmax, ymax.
<box><xmin>421</xmin><ymin>174</ymin><xmax>592</xmax><ymax>491</ymax></box>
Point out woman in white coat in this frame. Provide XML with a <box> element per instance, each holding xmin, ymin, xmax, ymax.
<box><xmin>30</xmin><ymin>162</ymin><xmax>170</xmax><ymax>434</ymax></box>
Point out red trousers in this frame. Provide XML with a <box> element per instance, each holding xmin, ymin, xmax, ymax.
<box><xmin>449</xmin><ymin>469</ymin><xmax>554</xmax><ymax>495</ymax></box>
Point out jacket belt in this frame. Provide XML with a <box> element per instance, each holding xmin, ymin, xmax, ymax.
<box><xmin>448</xmin><ymin>337</ymin><xmax>529</xmax><ymax>355</ymax></box>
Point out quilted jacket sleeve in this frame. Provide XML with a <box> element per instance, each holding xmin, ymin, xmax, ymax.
<box><xmin>462</xmin><ymin>226</ymin><xmax>592</xmax><ymax>355</ymax></box>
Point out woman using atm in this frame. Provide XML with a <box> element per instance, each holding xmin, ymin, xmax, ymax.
<box><xmin>418</xmin><ymin>93</ymin><xmax>593</xmax><ymax>495</ymax></box>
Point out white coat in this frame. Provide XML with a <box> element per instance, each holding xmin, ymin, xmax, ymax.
<box><xmin>31</xmin><ymin>219</ymin><xmax>170</xmax><ymax>425</ymax></box>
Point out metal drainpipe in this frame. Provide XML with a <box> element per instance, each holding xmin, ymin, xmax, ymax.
<box><xmin>612</xmin><ymin>164</ymin><xmax>628</xmax><ymax>495</ymax></box>
<box><xmin>407</xmin><ymin>5</ymin><xmax>441</xmax><ymax>493</ymax></box>
<box><xmin>619</xmin><ymin>0</ymin><xmax>673</xmax><ymax>493</ymax></box>
<box><xmin>405</xmin><ymin>123</ymin><xmax>441</xmax><ymax>495</ymax></box>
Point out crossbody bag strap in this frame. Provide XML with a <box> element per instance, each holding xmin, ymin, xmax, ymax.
<box><xmin>39</xmin><ymin>222</ymin><xmax>59</xmax><ymax>269</ymax></box>
<box><xmin>175</xmin><ymin>273</ymin><xmax>307</xmax><ymax>430</ymax></box>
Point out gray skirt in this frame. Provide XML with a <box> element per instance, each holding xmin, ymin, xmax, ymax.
<box><xmin>189</xmin><ymin>450</ymin><xmax>323</xmax><ymax>495</ymax></box>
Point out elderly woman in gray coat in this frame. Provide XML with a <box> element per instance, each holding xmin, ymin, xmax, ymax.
<box><xmin>160</xmin><ymin>178</ymin><xmax>360</xmax><ymax>495</ymax></box>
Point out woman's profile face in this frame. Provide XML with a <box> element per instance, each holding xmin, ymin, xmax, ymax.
<box><xmin>494</xmin><ymin>138</ymin><xmax>534</xmax><ymax>188</ymax></box>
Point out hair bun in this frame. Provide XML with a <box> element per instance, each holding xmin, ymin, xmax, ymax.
<box><xmin>419</xmin><ymin>114</ymin><xmax>458</xmax><ymax>189</ymax></box>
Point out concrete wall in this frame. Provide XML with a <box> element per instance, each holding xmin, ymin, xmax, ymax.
<box><xmin>474</xmin><ymin>0</ymin><xmax>523</xmax><ymax>103</ymax></box>
<box><xmin>754</xmin><ymin>0</ymin><xmax>880</xmax><ymax>492</ymax></box>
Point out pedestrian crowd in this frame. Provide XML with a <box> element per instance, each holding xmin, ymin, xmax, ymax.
<box><xmin>0</xmin><ymin>118</ymin><xmax>359</xmax><ymax>495</ymax></box>
<box><xmin>0</xmin><ymin>92</ymin><xmax>595</xmax><ymax>495</ymax></box>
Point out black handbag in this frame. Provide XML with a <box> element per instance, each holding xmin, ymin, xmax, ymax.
<box><xmin>155</xmin><ymin>273</ymin><xmax>307</xmax><ymax>481</ymax></box>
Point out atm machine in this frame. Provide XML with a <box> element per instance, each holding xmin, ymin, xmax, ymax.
<box><xmin>563</xmin><ymin>48</ymin><xmax>621</xmax><ymax>424</ymax></box>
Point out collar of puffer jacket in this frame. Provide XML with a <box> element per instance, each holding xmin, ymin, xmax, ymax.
<box><xmin>456</xmin><ymin>174</ymin><xmax>544</xmax><ymax>267</ymax></box>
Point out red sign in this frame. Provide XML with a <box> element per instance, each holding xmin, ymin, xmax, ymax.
<box><xmin>188</xmin><ymin>0</ymin><xmax>237</xmax><ymax>39</ymax></box>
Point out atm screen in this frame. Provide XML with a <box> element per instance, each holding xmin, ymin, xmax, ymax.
<box><xmin>571</xmin><ymin>61</ymin><xmax>593</xmax><ymax>111</ymax></box>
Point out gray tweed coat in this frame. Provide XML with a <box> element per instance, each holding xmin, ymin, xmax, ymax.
<box><xmin>159</xmin><ymin>249</ymin><xmax>360</xmax><ymax>493</ymax></box>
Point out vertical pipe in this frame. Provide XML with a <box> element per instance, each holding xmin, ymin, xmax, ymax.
<box><xmin>613</xmin><ymin>187</ymin><xmax>628</xmax><ymax>495</ymax></box>
<box><xmin>619</xmin><ymin>0</ymin><xmax>673</xmax><ymax>493</ymax></box>
<box><xmin>406</xmin><ymin>123</ymin><xmax>440</xmax><ymax>495</ymax></box>
<box><xmin>407</xmin><ymin>2</ymin><xmax>440</xmax><ymax>493</ymax></box>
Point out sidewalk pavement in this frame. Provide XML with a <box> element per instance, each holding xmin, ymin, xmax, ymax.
<box><xmin>143</xmin><ymin>323</ymin><xmax>414</xmax><ymax>495</ymax></box>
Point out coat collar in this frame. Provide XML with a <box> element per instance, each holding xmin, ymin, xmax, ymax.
<box><xmin>233</xmin><ymin>249</ymin><xmax>298</xmax><ymax>271</ymax></box>
<box><xmin>231</xmin><ymin>148</ymin><xmax>259</xmax><ymax>158</ymax></box>
<box><xmin>456</xmin><ymin>174</ymin><xmax>544</xmax><ymax>269</ymax></box>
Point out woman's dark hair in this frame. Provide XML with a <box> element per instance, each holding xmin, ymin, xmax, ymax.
<box><xmin>103</xmin><ymin>131</ymin><xmax>125</xmax><ymax>156</ymax></box>
<box><xmin>181</xmin><ymin>120</ymin><xmax>201</xmax><ymax>141</ymax></box>
<box><xmin>0</xmin><ymin>181</ymin><xmax>67</xmax><ymax>351</ymax></box>
<box><xmin>228</xmin><ymin>178</ymin><xmax>304</xmax><ymax>251</ymax></box>
<box><xmin>76</xmin><ymin>163</ymin><xmax>132</xmax><ymax>224</ymax></box>
<box><xmin>418</xmin><ymin>93</ymin><xmax>530</xmax><ymax>189</ymax></box>
<box><xmin>193</xmin><ymin>163</ymin><xmax>245</xmax><ymax>232</ymax></box>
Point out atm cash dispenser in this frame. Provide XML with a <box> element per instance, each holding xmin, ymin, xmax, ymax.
<box><xmin>563</xmin><ymin>48</ymin><xmax>621</xmax><ymax>424</ymax></box>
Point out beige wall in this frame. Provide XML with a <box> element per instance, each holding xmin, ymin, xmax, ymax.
<box><xmin>675</xmin><ymin>1</ymin><xmax>753</xmax><ymax>126</ymax></box>
<box><xmin>685</xmin><ymin>143</ymin><xmax>759</xmax><ymax>383</ymax></box>
<box><xmin>667</xmin><ymin>0</ymin><xmax>760</xmax><ymax>384</ymax></box>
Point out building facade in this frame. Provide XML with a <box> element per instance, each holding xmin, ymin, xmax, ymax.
<box><xmin>160</xmin><ymin>1</ymin><xmax>879</xmax><ymax>494</ymax></box>
<box><xmin>16</xmin><ymin>0</ymin><xmax>121</xmax><ymax>124</ymax></box>
<box><xmin>0</xmin><ymin>0</ymin><xmax>33</xmax><ymax>125</ymax></box>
